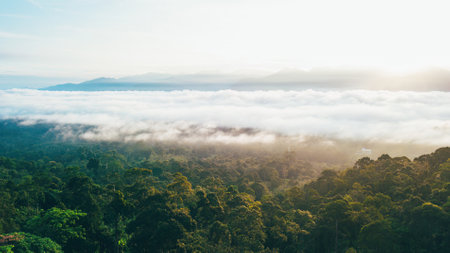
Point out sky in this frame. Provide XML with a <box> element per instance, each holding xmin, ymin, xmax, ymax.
<box><xmin>1</xmin><ymin>0</ymin><xmax>450</xmax><ymax>79</ymax></box>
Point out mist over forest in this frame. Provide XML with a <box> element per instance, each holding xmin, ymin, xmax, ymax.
<box><xmin>0</xmin><ymin>116</ymin><xmax>449</xmax><ymax>252</ymax></box>
<box><xmin>1</xmin><ymin>89</ymin><xmax>449</xmax><ymax>146</ymax></box>
<box><xmin>0</xmin><ymin>88</ymin><xmax>449</xmax><ymax>252</ymax></box>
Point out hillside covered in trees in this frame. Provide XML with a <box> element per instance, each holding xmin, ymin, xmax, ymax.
<box><xmin>0</xmin><ymin>121</ymin><xmax>449</xmax><ymax>252</ymax></box>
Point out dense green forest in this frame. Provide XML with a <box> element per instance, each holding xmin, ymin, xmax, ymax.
<box><xmin>0</xmin><ymin>120</ymin><xmax>449</xmax><ymax>252</ymax></box>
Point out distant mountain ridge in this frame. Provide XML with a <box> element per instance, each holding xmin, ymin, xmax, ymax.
<box><xmin>41</xmin><ymin>72</ymin><xmax>240</xmax><ymax>91</ymax></box>
<box><xmin>40</xmin><ymin>68</ymin><xmax>450</xmax><ymax>91</ymax></box>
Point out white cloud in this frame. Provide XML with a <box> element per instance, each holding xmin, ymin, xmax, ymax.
<box><xmin>0</xmin><ymin>89</ymin><xmax>449</xmax><ymax>145</ymax></box>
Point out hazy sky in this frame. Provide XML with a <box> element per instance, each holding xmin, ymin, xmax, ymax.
<box><xmin>1</xmin><ymin>0</ymin><xmax>450</xmax><ymax>78</ymax></box>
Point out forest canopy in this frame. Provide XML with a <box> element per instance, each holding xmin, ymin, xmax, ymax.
<box><xmin>0</xmin><ymin>120</ymin><xmax>449</xmax><ymax>252</ymax></box>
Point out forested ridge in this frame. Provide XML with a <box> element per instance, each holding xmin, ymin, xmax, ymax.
<box><xmin>0</xmin><ymin>122</ymin><xmax>449</xmax><ymax>252</ymax></box>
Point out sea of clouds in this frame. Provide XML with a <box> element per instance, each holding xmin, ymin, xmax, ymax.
<box><xmin>0</xmin><ymin>89</ymin><xmax>449</xmax><ymax>146</ymax></box>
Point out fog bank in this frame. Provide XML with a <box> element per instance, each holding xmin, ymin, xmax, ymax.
<box><xmin>0</xmin><ymin>89</ymin><xmax>448</xmax><ymax>150</ymax></box>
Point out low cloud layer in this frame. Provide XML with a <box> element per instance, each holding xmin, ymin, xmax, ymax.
<box><xmin>0</xmin><ymin>89</ymin><xmax>449</xmax><ymax>146</ymax></box>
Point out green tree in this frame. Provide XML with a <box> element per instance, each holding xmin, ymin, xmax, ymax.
<box><xmin>105</xmin><ymin>190</ymin><xmax>131</xmax><ymax>253</ymax></box>
<box><xmin>25</xmin><ymin>208</ymin><xmax>86</xmax><ymax>250</ymax></box>
<box><xmin>226</xmin><ymin>193</ymin><xmax>266</xmax><ymax>251</ymax></box>
<box><xmin>0</xmin><ymin>232</ymin><xmax>62</xmax><ymax>253</ymax></box>
<box><xmin>409</xmin><ymin>202</ymin><xmax>449</xmax><ymax>252</ymax></box>
<box><xmin>358</xmin><ymin>219</ymin><xmax>398</xmax><ymax>253</ymax></box>
<box><xmin>127</xmin><ymin>192</ymin><xmax>196</xmax><ymax>252</ymax></box>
